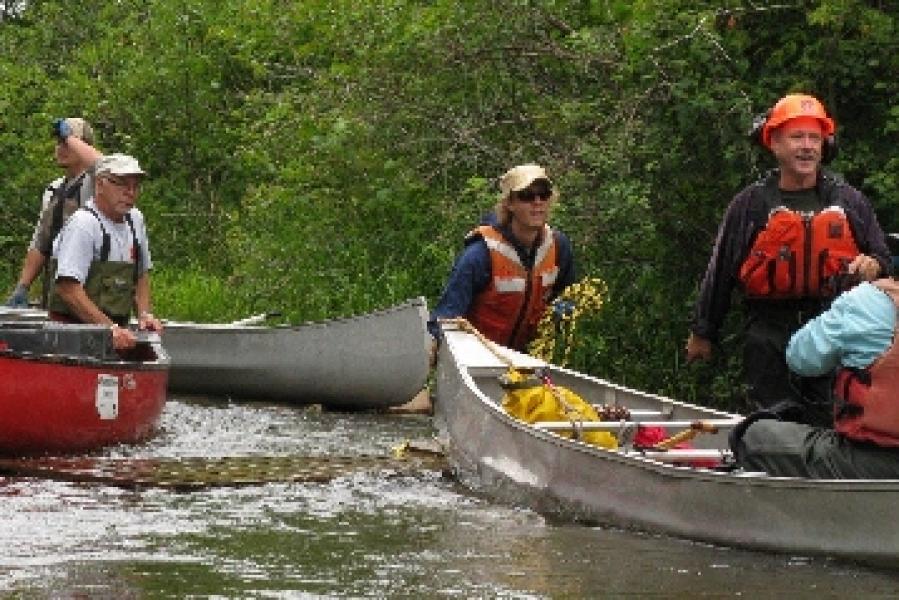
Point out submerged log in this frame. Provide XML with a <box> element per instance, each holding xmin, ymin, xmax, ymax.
<box><xmin>0</xmin><ymin>451</ymin><xmax>448</xmax><ymax>490</ymax></box>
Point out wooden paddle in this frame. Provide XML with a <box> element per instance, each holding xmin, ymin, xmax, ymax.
<box><xmin>653</xmin><ymin>420</ymin><xmax>722</xmax><ymax>450</ymax></box>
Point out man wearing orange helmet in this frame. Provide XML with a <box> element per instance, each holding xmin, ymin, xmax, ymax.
<box><xmin>686</xmin><ymin>93</ymin><xmax>891</xmax><ymax>426</ymax></box>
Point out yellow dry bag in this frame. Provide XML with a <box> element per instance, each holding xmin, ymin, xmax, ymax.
<box><xmin>500</xmin><ymin>368</ymin><xmax>617</xmax><ymax>450</ymax></box>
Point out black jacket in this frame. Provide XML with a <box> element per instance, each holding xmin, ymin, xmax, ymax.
<box><xmin>691</xmin><ymin>169</ymin><xmax>892</xmax><ymax>341</ymax></box>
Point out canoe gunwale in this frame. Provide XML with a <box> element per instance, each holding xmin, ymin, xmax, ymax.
<box><xmin>0</xmin><ymin>350</ymin><xmax>170</xmax><ymax>371</ymax></box>
<box><xmin>163</xmin><ymin>297</ymin><xmax>430</xmax><ymax>333</ymax></box>
<box><xmin>0</xmin><ymin>321</ymin><xmax>170</xmax><ymax>371</ymax></box>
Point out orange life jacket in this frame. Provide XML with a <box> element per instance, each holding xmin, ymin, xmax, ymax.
<box><xmin>738</xmin><ymin>206</ymin><xmax>861</xmax><ymax>299</ymax></box>
<box><xmin>467</xmin><ymin>225</ymin><xmax>559</xmax><ymax>350</ymax></box>
<box><xmin>833</xmin><ymin>279</ymin><xmax>899</xmax><ymax>447</ymax></box>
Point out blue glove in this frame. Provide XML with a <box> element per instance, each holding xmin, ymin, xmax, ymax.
<box><xmin>52</xmin><ymin>118</ymin><xmax>72</xmax><ymax>141</ymax></box>
<box><xmin>5</xmin><ymin>284</ymin><xmax>28</xmax><ymax>308</ymax></box>
<box><xmin>551</xmin><ymin>299</ymin><xmax>575</xmax><ymax>323</ymax></box>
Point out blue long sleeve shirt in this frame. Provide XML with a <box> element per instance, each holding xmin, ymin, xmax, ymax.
<box><xmin>427</xmin><ymin>223</ymin><xmax>576</xmax><ymax>340</ymax></box>
<box><xmin>786</xmin><ymin>282</ymin><xmax>896</xmax><ymax>376</ymax></box>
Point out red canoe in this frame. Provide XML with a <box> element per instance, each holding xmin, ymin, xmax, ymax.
<box><xmin>0</xmin><ymin>322</ymin><xmax>169</xmax><ymax>455</ymax></box>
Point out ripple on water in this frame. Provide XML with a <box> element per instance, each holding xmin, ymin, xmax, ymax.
<box><xmin>2</xmin><ymin>397</ymin><xmax>899</xmax><ymax>597</ymax></box>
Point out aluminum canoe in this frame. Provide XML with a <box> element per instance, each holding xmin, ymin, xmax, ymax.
<box><xmin>433</xmin><ymin>322</ymin><xmax>899</xmax><ymax>566</ymax></box>
<box><xmin>0</xmin><ymin>321</ymin><xmax>169</xmax><ymax>455</ymax></box>
<box><xmin>162</xmin><ymin>297</ymin><xmax>431</xmax><ymax>408</ymax></box>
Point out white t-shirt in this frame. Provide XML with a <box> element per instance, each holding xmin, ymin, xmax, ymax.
<box><xmin>53</xmin><ymin>199</ymin><xmax>152</xmax><ymax>284</ymax></box>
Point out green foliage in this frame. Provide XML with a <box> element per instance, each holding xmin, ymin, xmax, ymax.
<box><xmin>1</xmin><ymin>0</ymin><xmax>897</xmax><ymax>411</ymax></box>
<box><xmin>151</xmin><ymin>267</ymin><xmax>242</xmax><ymax>323</ymax></box>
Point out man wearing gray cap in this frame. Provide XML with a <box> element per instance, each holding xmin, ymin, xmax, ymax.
<box><xmin>47</xmin><ymin>130</ymin><xmax>162</xmax><ymax>350</ymax></box>
<box><xmin>428</xmin><ymin>163</ymin><xmax>577</xmax><ymax>352</ymax></box>
<box><xmin>5</xmin><ymin>117</ymin><xmax>99</xmax><ymax>308</ymax></box>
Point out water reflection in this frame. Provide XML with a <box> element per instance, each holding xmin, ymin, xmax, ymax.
<box><xmin>0</xmin><ymin>397</ymin><xmax>897</xmax><ymax>597</ymax></box>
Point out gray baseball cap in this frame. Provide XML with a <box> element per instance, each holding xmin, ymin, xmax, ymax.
<box><xmin>95</xmin><ymin>153</ymin><xmax>146</xmax><ymax>177</ymax></box>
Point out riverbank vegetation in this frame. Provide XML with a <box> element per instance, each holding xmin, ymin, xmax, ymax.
<box><xmin>1</xmin><ymin>1</ymin><xmax>896</xmax><ymax>411</ymax></box>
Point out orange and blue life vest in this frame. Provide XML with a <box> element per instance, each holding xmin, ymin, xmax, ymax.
<box><xmin>466</xmin><ymin>225</ymin><xmax>558</xmax><ymax>350</ymax></box>
<box><xmin>738</xmin><ymin>205</ymin><xmax>861</xmax><ymax>299</ymax></box>
<box><xmin>833</xmin><ymin>279</ymin><xmax>899</xmax><ymax>447</ymax></box>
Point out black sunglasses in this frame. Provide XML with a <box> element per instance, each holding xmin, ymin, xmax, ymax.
<box><xmin>515</xmin><ymin>185</ymin><xmax>553</xmax><ymax>203</ymax></box>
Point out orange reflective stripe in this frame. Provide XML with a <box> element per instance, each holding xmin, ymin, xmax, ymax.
<box><xmin>467</xmin><ymin>225</ymin><xmax>558</xmax><ymax>348</ymax></box>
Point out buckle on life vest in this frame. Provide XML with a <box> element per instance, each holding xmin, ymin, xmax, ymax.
<box><xmin>845</xmin><ymin>367</ymin><xmax>872</xmax><ymax>386</ymax></box>
<box><xmin>834</xmin><ymin>367</ymin><xmax>871</xmax><ymax>420</ymax></box>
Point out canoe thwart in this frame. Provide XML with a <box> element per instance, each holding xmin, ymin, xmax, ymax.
<box><xmin>592</xmin><ymin>407</ymin><xmax>675</xmax><ymax>419</ymax></box>
<box><xmin>623</xmin><ymin>448</ymin><xmax>735</xmax><ymax>463</ymax></box>
<box><xmin>532</xmin><ymin>419</ymin><xmax>741</xmax><ymax>432</ymax></box>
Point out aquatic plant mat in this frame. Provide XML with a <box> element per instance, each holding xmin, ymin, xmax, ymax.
<box><xmin>0</xmin><ymin>444</ymin><xmax>447</xmax><ymax>490</ymax></box>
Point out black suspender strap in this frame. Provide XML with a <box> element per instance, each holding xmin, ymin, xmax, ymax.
<box><xmin>124</xmin><ymin>213</ymin><xmax>142</xmax><ymax>283</ymax></box>
<box><xmin>83</xmin><ymin>207</ymin><xmax>111</xmax><ymax>262</ymax></box>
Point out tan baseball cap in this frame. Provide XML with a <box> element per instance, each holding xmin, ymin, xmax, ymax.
<box><xmin>499</xmin><ymin>164</ymin><xmax>551</xmax><ymax>198</ymax></box>
<box><xmin>95</xmin><ymin>153</ymin><xmax>146</xmax><ymax>177</ymax></box>
<box><xmin>64</xmin><ymin>117</ymin><xmax>95</xmax><ymax>145</ymax></box>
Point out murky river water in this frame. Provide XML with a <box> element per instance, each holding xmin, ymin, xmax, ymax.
<box><xmin>1</xmin><ymin>396</ymin><xmax>898</xmax><ymax>598</ymax></box>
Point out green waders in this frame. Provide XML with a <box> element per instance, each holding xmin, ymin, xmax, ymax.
<box><xmin>47</xmin><ymin>259</ymin><xmax>136</xmax><ymax>326</ymax></box>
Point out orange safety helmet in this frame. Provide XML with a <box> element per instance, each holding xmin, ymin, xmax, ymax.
<box><xmin>761</xmin><ymin>94</ymin><xmax>836</xmax><ymax>148</ymax></box>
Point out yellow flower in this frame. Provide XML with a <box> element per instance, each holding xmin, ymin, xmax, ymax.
<box><xmin>529</xmin><ymin>277</ymin><xmax>609</xmax><ymax>366</ymax></box>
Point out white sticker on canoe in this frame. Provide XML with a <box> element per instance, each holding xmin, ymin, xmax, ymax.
<box><xmin>96</xmin><ymin>374</ymin><xmax>119</xmax><ymax>420</ymax></box>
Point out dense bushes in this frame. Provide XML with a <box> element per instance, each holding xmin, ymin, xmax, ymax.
<box><xmin>1</xmin><ymin>1</ymin><xmax>896</xmax><ymax>411</ymax></box>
